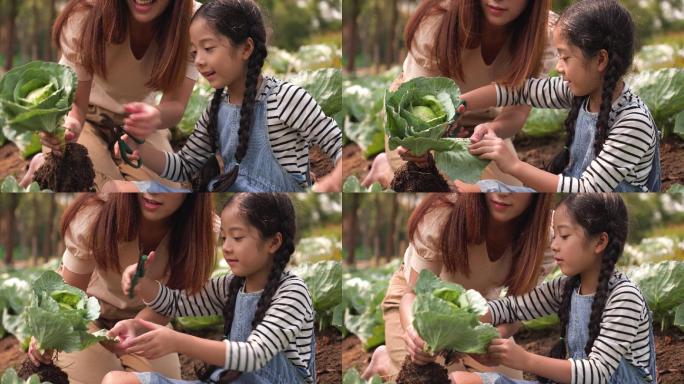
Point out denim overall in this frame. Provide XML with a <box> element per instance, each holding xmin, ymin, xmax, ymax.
<box><xmin>135</xmin><ymin>289</ymin><xmax>315</xmax><ymax>384</ymax></box>
<box><xmin>135</xmin><ymin>84</ymin><xmax>307</xmax><ymax>193</ymax></box>
<box><xmin>562</xmin><ymin>102</ymin><xmax>661</xmax><ymax>192</ymax></box>
<box><xmin>476</xmin><ymin>286</ymin><xmax>657</xmax><ymax>384</ymax></box>
<box><xmin>207</xmin><ymin>85</ymin><xmax>307</xmax><ymax>192</ymax></box>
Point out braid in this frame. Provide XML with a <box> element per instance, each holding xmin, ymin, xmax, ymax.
<box><xmin>594</xmin><ymin>53</ymin><xmax>621</xmax><ymax>156</ymax></box>
<box><xmin>547</xmin><ymin>97</ymin><xmax>583</xmax><ymax>174</ymax></box>
<box><xmin>584</xmin><ymin>236</ymin><xmax>620</xmax><ymax>355</ymax></box>
<box><xmin>193</xmin><ymin>88</ymin><xmax>225</xmax><ymax>191</ymax></box>
<box><xmin>252</xmin><ymin>236</ymin><xmax>294</xmax><ymax>328</ymax></box>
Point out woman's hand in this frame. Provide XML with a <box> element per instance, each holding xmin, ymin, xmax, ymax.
<box><xmin>113</xmin><ymin>134</ymin><xmax>141</xmax><ymax>162</ymax></box>
<box><xmin>39</xmin><ymin>116</ymin><xmax>82</xmax><ymax>156</ymax></box>
<box><xmin>124</xmin><ymin>319</ymin><xmax>179</xmax><ymax>359</ymax></box>
<box><xmin>123</xmin><ymin>102</ymin><xmax>162</xmax><ymax>139</ymax></box>
<box><xmin>403</xmin><ymin>325</ymin><xmax>436</xmax><ymax>365</ymax></box>
<box><xmin>121</xmin><ymin>251</ymin><xmax>156</xmax><ymax>299</ymax></box>
<box><xmin>397</xmin><ymin>146</ymin><xmax>430</xmax><ymax>168</ymax></box>
<box><xmin>468</xmin><ymin>133</ymin><xmax>520</xmax><ymax>174</ymax></box>
<box><xmin>487</xmin><ymin>338</ymin><xmax>531</xmax><ymax>371</ymax></box>
<box><xmin>27</xmin><ymin>337</ymin><xmax>54</xmax><ymax>366</ymax></box>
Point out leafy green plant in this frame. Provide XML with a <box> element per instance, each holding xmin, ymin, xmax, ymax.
<box><xmin>412</xmin><ymin>270</ymin><xmax>499</xmax><ymax>354</ymax></box>
<box><xmin>342</xmin><ymin>176</ymin><xmax>386</xmax><ymax>193</ymax></box>
<box><xmin>521</xmin><ymin>108</ymin><xmax>568</xmax><ymax>138</ymax></box>
<box><xmin>287</xmin><ymin>68</ymin><xmax>341</xmax><ymax>119</ymax></box>
<box><xmin>22</xmin><ymin>271</ymin><xmax>110</xmax><ymax>353</ymax></box>
<box><xmin>291</xmin><ymin>260</ymin><xmax>343</xmax><ymax>331</ymax></box>
<box><xmin>342</xmin><ymin>368</ymin><xmax>383</xmax><ymax>384</ymax></box>
<box><xmin>628</xmin><ymin>68</ymin><xmax>684</xmax><ymax>138</ymax></box>
<box><xmin>674</xmin><ymin>302</ymin><xmax>684</xmax><ymax>333</ymax></box>
<box><xmin>0</xmin><ymin>176</ymin><xmax>46</xmax><ymax>193</ymax></box>
<box><xmin>0</xmin><ymin>61</ymin><xmax>77</xmax><ymax>156</ymax></box>
<box><xmin>628</xmin><ymin>260</ymin><xmax>684</xmax><ymax>330</ymax></box>
<box><xmin>385</xmin><ymin>77</ymin><xmax>488</xmax><ymax>183</ymax></box>
<box><xmin>0</xmin><ymin>368</ymin><xmax>47</xmax><ymax>384</ymax></box>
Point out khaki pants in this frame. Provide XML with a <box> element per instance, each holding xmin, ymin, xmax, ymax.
<box><xmin>76</xmin><ymin>105</ymin><xmax>183</xmax><ymax>191</ymax></box>
<box><xmin>380</xmin><ymin>265</ymin><xmax>523</xmax><ymax>380</ymax></box>
<box><xmin>56</xmin><ymin>321</ymin><xmax>181</xmax><ymax>384</ymax></box>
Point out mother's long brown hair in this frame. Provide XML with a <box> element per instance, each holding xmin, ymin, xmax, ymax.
<box><xmin>405</xmin><ymin>0</ymin><xmax>550</xmax><ymax>87</ymax></box>
<box><xmin>61</xmin><ymin>194</ymin><xmax>216</xmax><ymax>294</ymax></box>
<box><xmin>52</xmin><ymin>0</ymin><xmax>193</xmax><ymax>93</ymax></box>
<box><xmin>408</xmin><ymin>193</ymin><xmax>553</xmax><ymax>295</ymax></box>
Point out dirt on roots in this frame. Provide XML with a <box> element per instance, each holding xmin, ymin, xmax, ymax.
<box><xmin>33</xmin><ymin>142</ymin><xmax>95</xmax><ymax>192</ymax></box>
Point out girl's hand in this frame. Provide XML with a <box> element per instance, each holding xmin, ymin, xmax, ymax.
<box><xmin>121</xmin><ymin>251</ymin><xmax>156</xmax><ymax>299</ymax></box>
<box><xmin>123</xmin><ymin>102</ymin><xmax>162</xmax><ymax>139</ymax></box>
<box><xmin>27</xmin><ymin>337</ymin><xmax>53</xmax><ymax>366</ymax></box>
<box><xmin>469</xmin><ymin>122</ymin><xmax>495</xmax><ymax>144</ymax></box>
<box><xmin>39</xmin><ymin>116</ymin><xmax>82</xmax><ymax>156</ymax></box>
<box><xmin>468</xmin><ymin>133</ymin><xmax>520</xmax><ymax>174</ymax></box>
<box><xmin>124</xmin><ymin>319</ymin><xmax>179</xmax><ymax>359</ymax></box>
<box><xmin>113</xmin><ymin>134</ymin><xmax>140</xmax><ymax>162</ymax></box>
<box><xmin>107</xmin><ymin>319</ymin><xmax>143</xmax><ymax>354</ymax></box>
<box><xmin>403</xmin><ymin>325</ymin><xmax>436</xmax><ymax>365</ymax></box>
<box><xmin>487</xmin><ymin>338</ymin><xmax>531</xmax><ymax>371</ymax></box>
<box><xmin>397</xmin><ymin>146</ymin><xmax>430</xmax><ymax>168</ymax></box>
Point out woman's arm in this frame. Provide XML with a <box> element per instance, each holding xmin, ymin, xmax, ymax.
<box><xmin>59</xmin><ymin>266</ymin><xmax>92</xmax><ymax>291</ymax></box>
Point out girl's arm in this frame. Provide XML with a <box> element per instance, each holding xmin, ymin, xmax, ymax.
<box><xmin>487</xmin><ymin>276</ymin><xmax>565</xmax><ymax>325</ymax></box>
<box><xmin>460</xmin><ymin>77</ymin><xmax>574</xmax><ymax>112</ymax></box>
<box><xmin>276</xmin><ymin>83</ymin><xmax>342</xmax><ymax>164</ymax></box>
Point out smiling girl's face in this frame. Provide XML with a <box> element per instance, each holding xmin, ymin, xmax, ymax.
<box><xmin>553</xmin><ymin>27</ymin><xmax>605</xmax><ymax>98</ymax></box>
<box><xmin>550</xmin><ymin>204</ymin><xmax>606</xmax><ymax>276</ymax></box>
<box><xmin>189</xmin><ymin>18</ymin><xmax>252</xmax><ymax>89</ymax></box>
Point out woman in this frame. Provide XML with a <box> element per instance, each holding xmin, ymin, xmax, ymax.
<box><xmin>21</xmin><ymin>0</ymin><xmax>199</xmax><ymax>191</ymax></box>
<box><xmin>362</xmin><ymin>0</ymin><xmax>558</xmax><ymax>189</ymax></box>
<box><xmin>27</xmin><ymin>194</ymin><xmax>216</xmax><ymax>384</ymax></box>
<box><xmin>362</xmin><ymin>193</ymin><xmax>555</xmax><ymax>380</ymax></box>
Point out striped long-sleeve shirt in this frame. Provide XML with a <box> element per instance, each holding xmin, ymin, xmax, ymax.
<box><xmin>162</xmin><ymin>76</ymin><xmax>342</xmax><ymax>188</ymax></box>
<box><xmin>146</xmin><ymin>272</ymin><xmax>315</xmax><ymax>383</ymax></box>
<box><xmin>496</xmin><ymin>77</ymin><xmax>658</xmax><ymax>192</ymax></box>
<box><xmin>487</xmin><ymin>272</ymin><xmax>653</xmax><ymax>384</ymax></box>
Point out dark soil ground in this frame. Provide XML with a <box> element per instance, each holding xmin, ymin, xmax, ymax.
<box><xmin>342</xmin><ymin>326</ymin><xmax>684</xmax><ymax>383</ymax></box>
<box><xmin>396</xmin><ymin>356</ymin><xmax>450</xmax><ymax>384</ymax></box>
<box><xmin>390</xmin><ymin>160</ymin><xmax>450</xmax><ymax>192</ymax></box>
<box><xmin>0</xmin><ymin>143</ymin><xmax>334</xmax><ymax>190</ymax></box>
<box><xmin>341</xmin><ymin>133</ymin><xmax>684</xmax><ymax>192</ymax></box>
<box><xmin>1</xmin><ymin>326</ymin><xmax>342</xmax><ymax>383</ymax></box>
<box><xmin>16</xmin><ymin>358</ymin><xmax>69</xmax><ymax>384</ymax></box>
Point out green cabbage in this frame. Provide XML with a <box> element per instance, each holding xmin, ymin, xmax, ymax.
<box><xmin>0</xmin><ymin>368</ymin><xmax>45</xmax><ymax>384</ymax></box>
<box><xmin>291</xmin><ymin>260</ymin><xmax>342</xmax><ymax>331</ymax></box>
<box><xmin>385</xmin><ymin>77</ymin><xmax>463</xmax><ymax>156</ymax></box>
<box><xmin>628</xmin><ymin>261</ymin><xmax>684</xmax><ymax>330</ymax></box>
<box><xmin>22</xmin><ymin>271</ymin><xmax>108</xmax><ymax>352</ymax></box>
<box><xmin>412</xmin><ymin>270</ymin><xmax>499</xmax><ymax>354</ymax></box>
<box><xmin>0</xmin><ymin>61</ymin><xmax>77</xmax><ymax>156</ymax></box>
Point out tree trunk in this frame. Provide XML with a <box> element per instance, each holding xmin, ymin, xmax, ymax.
<box><xmin>386</xmin><ymin>0</ymin><xmax>399</xmax><ymax>66</ymax></box>
<box><xmin>343</xmin><ymin>194</ymin><xmax>360</xmax><ymax>265</ymax></box>
<box><xmin>343</xmin><ymin>0</ymin><xmax>361</xmax><ymax>73</ymax></box>
<box><xmin>32</xmin><ymin>0</ymin><xmax>41</xmax><ymax>60</ymax></box>
<box><xmin>372</xmin><ymin>0</ymin><xmax>383</xmax><ymax>73</ymax></box>
<box><xmin>43</xmin><ymin>195</ymin><xmax>57</xmax><ymax>262</ymax></box>
<box><xmin>4</xmin><ymin>195</ymin><xmax>19</xmax><ymax>265</ymax></box>
<box><xmin>386</xmin><ymin>195</ymin><xmax>398</xmax><ymax>262</ymax></box>
<box><xmin>373</xmin><ymin>194</ymin><xmax>383</xmax><ymax>265</ymax></box>
<box><xmin>4</xmin><ymin>0</ymin><xmax>19</xmax><ymax>71</ymax></box>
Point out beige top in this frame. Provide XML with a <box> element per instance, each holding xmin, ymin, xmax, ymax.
<box><xmin>403</xmin><ymin>197</ymin><xmax>556</xmax><ymax>300</ymax></box>
<box><xmin>61</xmin><ymin>203</ymin><xmax>173</xmax><ymax>320</ymax></box>
<box><xmin>58</xmin><ymin>2</ymin><xmax>201</xmax><ymax>114</ymax></box>
<box><xmin>401</xmin><ymin>9</ymin><xmax>559</xmax><ymax>126</ymax></box>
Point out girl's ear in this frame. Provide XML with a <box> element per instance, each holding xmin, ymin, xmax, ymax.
<box><xmin>240</xmin><ymin>37</ymin><xmax>255</xmax><ymax>61</ymax></box>
<box><xmin>268</xmin><ymin>232</ymin><xmax>283</xmax><ymax>254</ymax></box>
<box><xmin>594</xmin><ymin>232</ymin><xmax>609</xmax><ymax>254</ymax></box>
<box><xmin>596</xmin><ymin>49</ymin><xmax>609</xmax><ymax>72</ymax></box>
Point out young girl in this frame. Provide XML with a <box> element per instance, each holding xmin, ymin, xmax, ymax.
<box><xmin>460</xmin><ymin>0</ymin><xmax>660</xmax><ymax>193</ymax></box>
<box><xmin>362</xmin><ymin>0</ymin><xmax>558</xmax><ymax>189</ymax></box>
<box><xmin>451</xmin><ymin>193</ymin><xmax>656</xmax><ymax>384</ymax></box>
<box><xmin>362</xmin><ymin>193</ymin><xmax>556</xmax><ymax>381</ymax></box>
<box><xmin>116</xmin><ymin>0</ymin><xmax>342</xmax><ymax>192</ymax></box>
<box><xmin>27</xmin><ymin>194</ymin><xmax>216</xmax><ymax>384</ymax></box>
<box><xmin>103</xmin><ymin>193</ymin><xmax>316</xmax><ymax>384</ymax></box>
<box><xmin>21</xmin><ymin>0</ymin><xmax>200</xmax><ymax>191</ymax></box>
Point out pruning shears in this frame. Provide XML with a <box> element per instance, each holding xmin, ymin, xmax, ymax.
<box><xmin>115</xmin><ymin>124</ymin><xmax>146</xmax><ymax>169</ymax></box>
<box><xmin>128</xmin><ymin>253</ymin><xmax>148</xmax><ymax>299</ymax></box>
<box><xmin>99</xmin><ymin>113</ymin><xmax>145</xmax><ymax>169</ymax></box>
